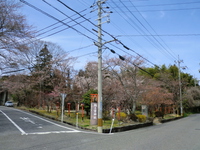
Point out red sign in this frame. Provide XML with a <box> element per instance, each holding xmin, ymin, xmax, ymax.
<box><xmin>90</xmin><ymin>94</ymin><xmax>98</xmax><ymax>103</ymax></box>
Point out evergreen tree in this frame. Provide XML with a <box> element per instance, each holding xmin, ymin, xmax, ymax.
<box><xmin>35</xmin><ymin>44</ymin><xmax>53</xmax><ymax>73</ymax></box>
<box><xmin>81</xmin><ymin>89</ymin><xmax>98</xmax><ymax>116</ymax></box>
<box><xmin>33</xmin><ymin>45</ymin><xmax>54</xmax><ymax>93</ymax></box>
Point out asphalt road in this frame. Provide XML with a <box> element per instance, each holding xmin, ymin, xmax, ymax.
<box><xmin>1</xmin><ymin>106</ymin><xmax>200</xmax><ymax>150</ymax></box>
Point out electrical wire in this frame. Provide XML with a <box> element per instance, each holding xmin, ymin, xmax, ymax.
<box><xmin>42</xmin><ymin>0</ymin><xmax>98</xmax><ymax>39</ymax></box>
<box><xmin>115</xmin><ymin>34</ymin><xmax>200</xmax><ymax>37</ymax></box>
<box><xmin>107</xmin><ymin>3</ymin><xmax>158</xmax><ymax>61</ymax></box>
<box><xmin>109</xmin><ymin>0</ymin><xmax>164</xmax><ymax>50</ymax></box>
<box><xmin>36</xmin><ymin>8</ymin><xmax>88</xmax><ymax>34</ymax></box>
<box><xmin>106</xmin><ymin>42</ymin><xmax>156</xmax><ymax>67</ymax></box>
<box><xmin>65</xmin><ymin>44</ymin><xmax>95</xmax><ymax>53</ymax></box>
<box><xmin>57</xmin><ymin>0</ymin><xmax>118</xmax><ymax>41</ymax></box>
<box><xmin>56</xmin><ymin>0</ymin><xmax>161</xmax><ymax>67</ymax></box>
<box><xmin>75</xmin><ymin>51</ymin><xmax>97</xmax><ymax>59</ymax></box>
<box><xmin>122</xmin><ymin>7</ymin><xmax>200</xmax><ymax>12</ymax></box>
<box><xmin>19</xmin><ymin>0</ymin><xmax>182</xmax><ymax>73</ymax></box>
<box><xmin>55</xmin><ymin>0</ymin><xmax>163</xmax><ymax>68</ymax></box>
<box><xmin>128</xmin><ymin>0</ymin><xmax>177</xmax><ymax>60</ymax></box>
<box><xmin>20</xmin><ymin>0</ymin><xmax>97</xmax><ymax>42</ymax></box>
<box><xmin>117</xmin><ymin>0</ymin><xmax>177</xmax><ymax>62</ymax></box>
<box><xmin>36</xmin><ymin>13</ymin><xmax>88</xmax><ymax>37</ymax></box>
<box><xmin>106</xmin><ymin>48</ymin><xmax>172</xmax><ymax>84</ymax></box>
<box><xmin>109</xmin><ymin>1</ymin><xmax>200</xmax><ymax>8</ymax></box>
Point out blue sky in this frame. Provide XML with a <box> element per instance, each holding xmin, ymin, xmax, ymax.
<box><xmin>18</xmin><ymin>0</ymin><xmax>200</xmax><ymax>79</ymax></box>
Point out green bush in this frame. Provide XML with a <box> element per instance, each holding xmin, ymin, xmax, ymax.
<box><xmin>116</xmin><ymin>112</ymin><xmax>127</xmax><ymax>117</ymax></box>
<box><xmin>136</xmin><ymin>114</ymin><xmax>146</xmax><ymax>122</ymax></box>
<box><xmin>116</xmin><ymin>112</ymin><xmax>127</xmax><ymax>121</ymax></box>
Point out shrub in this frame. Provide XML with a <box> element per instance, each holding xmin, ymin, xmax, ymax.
<box><xmin>136</xmin><ymin>114</ymin><xmax>146</xmax><ymax>122</ymax></box>
<box><xmin>116</xmin><ymin>112</ymin><xmax>127</xmax><ymax>117</ymax></box>
<box><xmin>116</xmin><ymin>112</ymin><xmax>127</xmax><ymax>121</ymax></box>
<box><xmin>129</xmin><ymin>113</ymin><xmax>138</xmax><ymax>121</ymax></box>
<box><xmin>154</xmin><ymin>111</ymin><xmax>164</xmax><ymax>118</ymax></box>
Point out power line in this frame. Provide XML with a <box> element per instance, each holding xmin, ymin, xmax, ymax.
<box><xmin>36</xmin><ymin>8</ymin><xmax>88</xmax><ymax>34</ymax></box>
<box><xmin>36</xmin><ymin>13</ymin><xmax>89</xmax><ymax>38</ymax></box>
<box><xmin>107</xmin><ymin>3</ymin><xmax>157</xmax><ymax>61</ymax></box>
<box><xmin>118</xmin><ymin>7</ymin><xmax>200</xmax><ymax>12</ymax></box>
<box><xmin>75</xmin><ymin>51</ymin><xmax>97</xmax><ymax>59</ymax></box>
<box><xmin>109</xmin><ymin>0</ymin><xmax>176</xmax><ymax>62</ymax></box>
<box><xmin>106</xmin><ymin>42</ymin><xmax>157</xmax><ymax>67</ymax></box>
<box><xmin>109</xmin><ymin>0</ymin><xmax>160</xmax><ymax>47</ymax></box>
<box><xmin>1</xmin><ymin>5</ymin><xmax>92</xmax><ymax>52</ymax></box>
<box><xmin>56</xmin><ymin>0</ymin><xmax>162</xmax><ymax>66</ymax></box>
<box><xmin>118</xmin><ymin>0</ymin><xmax>177</xmax><ymax>61</ymax></box>
<box><xmin>57</xmin><ymin>0</ymin><xmax>118</xmax><ymax>41</ymax></box>
<box><xmin>107</xmin><ymin>48</ymin><xmax>169</xmax><ymax>84</ymax></box>
<box><xmin>42</xmin><ymin>0</ymin><xmax>98</xmax><ymax>39</ymax></box>
<box><xmin>20</xmin><ymin>0</ymin><xmax>179</xmax><ymax>75</ymax></box>
<box><xmin>66</xmin><ymin>44</ymin><xmax>95</xmax><ymax>53</ymax></box>
<box><xmin>109</xmin><ymin>1</ymin><xmax>200</xmax><ymax>8</ymax></box>
<box><xmin>128</xmin><ymin>0</ymin><xmax>177</xmax><ymax>60</ymax></box>
<box><xmin>20</xmin><ymin>0</ymin><xmax>97</xmax><ymax>42</ymax></box>
<box><xmin>115</xmin><ymin>34</ymin><xmax>200</xmax><ymax>37</ymax></box>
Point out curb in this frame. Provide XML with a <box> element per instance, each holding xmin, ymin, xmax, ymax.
<box><xmin>161</xmin><ymin>116</ymin><xmax>184</xmax><ymax>123</ymax></box>
<box><xmin>27</xmin><ymin>109</ymin><xmax>184</xmax><ymax>133</ymax></box>
<box><xmin>103</xmin><ymin>122</ymin><xmax>153</xmax><ymax>133</ymax></box>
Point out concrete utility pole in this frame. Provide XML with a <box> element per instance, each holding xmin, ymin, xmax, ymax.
<box><xmin>178</xmin><ymin>56</ymin><xmax>183</xmax><ymax>116</ymax></box>
<box><xmin>96</xmin><ymin>0</ymin><xmax>111</xmax><ymax>133</ymax></box>
<box><xmin>92</xmin><ymin>0</ymin><xmax>111</xmax><ymax>133</ymax></box>
<box><xmin>97</xmin><ymin>0</ymin><xmax>103</xmax><ymax>133</ymax></box>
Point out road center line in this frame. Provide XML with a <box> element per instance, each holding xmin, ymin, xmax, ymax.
<box><xmin>0</xmin><ymin>110</ymin><xmax>27</xmax><ymax>135</ymax></box>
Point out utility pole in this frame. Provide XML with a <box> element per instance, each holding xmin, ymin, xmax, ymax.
<box><xmin>97</xmin><ymin>0</ymin><xmax>103</xmax><ymax>133</ymax></box>
<box><xmin>91</xmin><ymin>0</ymin><xmax>111</xmax><ymax>133</ymax></box>
<box><xmin>177</xmin><ymin>56</ymin><xmax>183</xmax><ymax>116</ymax></box>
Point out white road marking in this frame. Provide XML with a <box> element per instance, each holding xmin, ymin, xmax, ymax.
<box><xmin>15</xmin><ymin>109</ymin><xmax>79</xmax><ymax>132</ymax></box>
<box><xmin>27</xmin><ymin>130</ymin><xmax>80</xmax><ymax>135</ymax></box>
<box><xmin>1</xmin><ymin>108</ymin><xmax>112</xmax><ymax>136</ymax></box>
<box><xmin>0</xmin><ymin>110</ymin><xmax>27</xmax><ymax>135</ymax></box>
<box><xmin>20</xmin><ymin>117</ymin><xmax>36</xmax><ymax>124</ymax></box>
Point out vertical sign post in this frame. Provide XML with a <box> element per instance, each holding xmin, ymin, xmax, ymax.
<box><xmin>60</xmin><ymin>93</ymin><xmax>67</xmax><ymax>123</ymax></box>
<box><xmin>67</xmin><ymin>103</ymin><xmax>71</xmax><ymax>117</ymax></box>
<box><xmin>142</xmin><ymin>105</ymin><xmax>148</xmax><ymax>117</ymax></box>
<box><xmin>90</xmin><ymin>94</ymin><xmax>98</xmax><ymax>125</ymax></box>
<box><xmin>81</xmin><ymin>103</ymin><xmax>84</xmax><ymax>121</ymax></box>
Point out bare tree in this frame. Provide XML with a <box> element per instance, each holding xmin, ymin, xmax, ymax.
<box><xmin>104</xmin><ymin>56</ymin><xmax>145</xmax><ymax>113</ymax></box>
<box><xmin>183</xmin><ymin>87</ymin><xmax>200</xmax><ymax>111</ymax></box>
<box><xmin>0</xmin><ymin>0</ymin><xmax>34</xmax><ymax>73</ymax></box>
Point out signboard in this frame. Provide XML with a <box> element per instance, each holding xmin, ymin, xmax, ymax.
<box><xmin>90</xmin><ymin>94</ymin><xmax>98</xmax><ymax>103</ymax></box>
<box><xmin>142</xmin><ymin>105</ymin><xmax>148</xmax><ymax>117</ymax></box>
<box><xmin>60</xmin><ymin>93</ymin><xmax>67</xmax><ymax>123</ymax></box>
<box><xmin>90</xmin><ymin>94</ymin><xmax>98</xmax><ymax>125</ymax></box>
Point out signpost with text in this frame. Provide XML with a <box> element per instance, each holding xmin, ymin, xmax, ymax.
<box><xmin>90</xmin><ymin>94</ymin><xmax>98</xmax><ymax>125</ymax></box>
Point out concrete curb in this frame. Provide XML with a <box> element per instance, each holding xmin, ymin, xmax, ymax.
<box><xmin>161</xmin><ymin>116</ymin><xmax>184</xmax><ymax>123</ymax></box>
<box><xmin>27</xmin><ymin>109</ymin><xmax>184</xmax><ymax>133</ymax></box>
<box><xmin>103</xmin><ymin>122</ymin><xmax>153</xmax><ymax>133</ymax></box>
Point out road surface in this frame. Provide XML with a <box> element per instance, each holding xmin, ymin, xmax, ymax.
<box><xmin>0</xmin><ymin>106</ymin><xmax>200</xmax><ymax>150</ymax></box>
